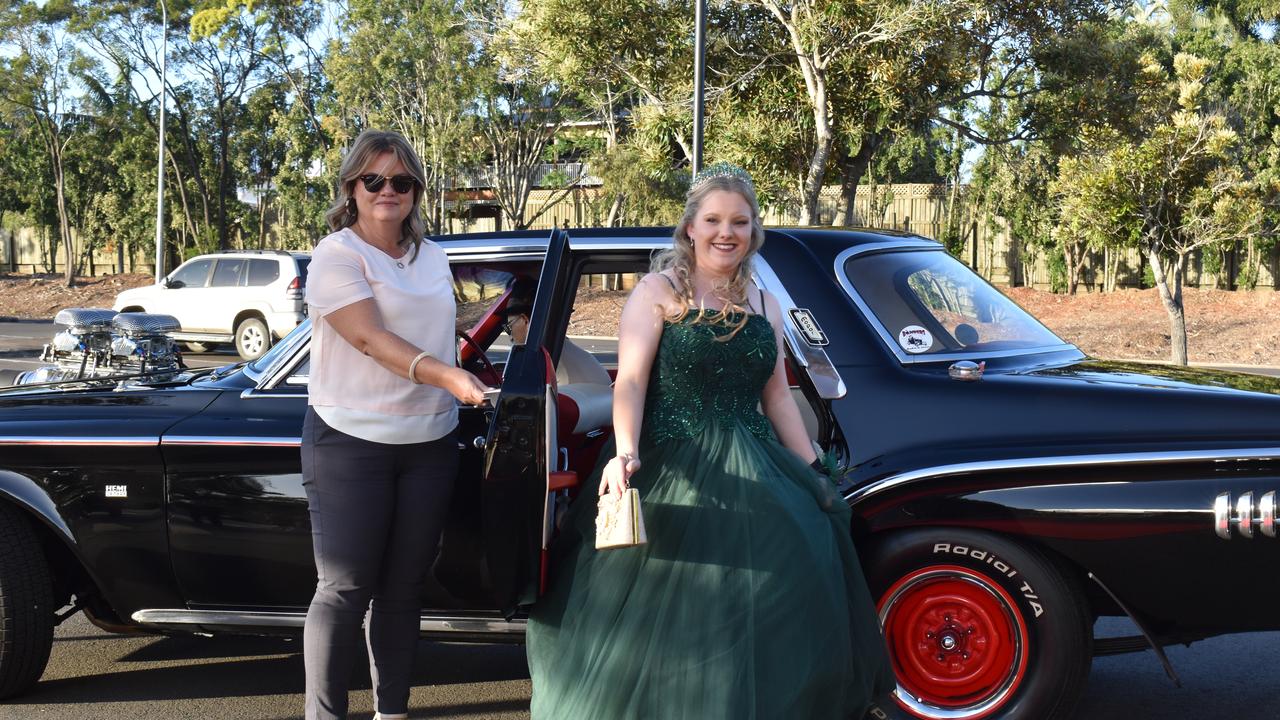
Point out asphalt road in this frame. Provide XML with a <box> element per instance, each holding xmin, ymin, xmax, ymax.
<box><xmin>3</xmin><ymin>613</ymin><xmax>1278</xmax><ymax>719</ymax></box>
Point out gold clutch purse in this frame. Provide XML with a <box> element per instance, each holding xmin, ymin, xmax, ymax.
<box><xmin>595</xmin><ymin>488</ymin><xmax>648</xmax><ymax>550</ymax></box>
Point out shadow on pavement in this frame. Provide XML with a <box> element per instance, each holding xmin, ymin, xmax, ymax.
<box><xmin>16</xmin><ymin>639</ymin><xmax>529</xmax><ymax>706</ymax></box>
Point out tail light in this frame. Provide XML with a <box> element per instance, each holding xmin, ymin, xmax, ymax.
<box><xmin>286</xmin><ymin>276</ymin><xmax>303</xmax><ymax>300</ymax></box>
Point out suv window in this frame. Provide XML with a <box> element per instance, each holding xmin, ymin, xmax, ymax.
<box><xmin>169</xmin><ymin>259</ymin><xmax>213</xmax><ymax>289</ymax></box>
<box><xmin>211</xmin><ymin>258</ymin><xmax>247</xmax><ymax>287</ymax></box>
<box><xmin>247</xmin><ymin>259</ymin><xmax>280</xmax><ymax>287</ymax></box>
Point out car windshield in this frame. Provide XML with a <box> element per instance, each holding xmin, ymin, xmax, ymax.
<box><xmin>245</xmin><ymin>318</ymin><xmax>312</xmax><ymax>379</ymax></box>
<box><xmin>842</xmin><ymin>249</ymin><xmax>1066</xmax><ymax>359</ymax></box>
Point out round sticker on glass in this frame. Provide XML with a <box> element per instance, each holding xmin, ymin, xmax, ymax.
<box><xmin>898</xmin><ymin>325</ymin><xmax>933</xmax><ymax>354</ymax></box>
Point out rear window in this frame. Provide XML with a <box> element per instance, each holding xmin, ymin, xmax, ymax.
<box><xmin>294</xmin><ymin>258</ymin><xmax>310</xmax><ymax>286</ymax></box>
<box><xmin>247</xmin><ymin>259</ymin><xmax>280</xmax><ymax>286</ymax></box>
<box><xmin>842</xmin><ymin>249</ymin><xmax>1064</xmax><ymax>359</ymax></box>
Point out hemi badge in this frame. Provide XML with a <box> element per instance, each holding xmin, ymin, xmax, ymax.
<box><xmin>104</xmin><ymin>485</ymin><xmax>128</xmax><ymax>499</ymax></box>
<box><xmin>788</xmin><ymin>308</ymin><xmax>829</xmax><ymax>346</ymax></box>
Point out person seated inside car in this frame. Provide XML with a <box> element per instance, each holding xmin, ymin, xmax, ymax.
<box><xmin>500</xmin><ymin>277</ymin><xmax>611</xmax><ymax>387</ymax></box>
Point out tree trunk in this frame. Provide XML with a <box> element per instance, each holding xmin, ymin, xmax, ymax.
<box><xmin>1147</xmin><ymin>242</ymin><xmax>1188</xmax><ymax>366</ymax></box>
<box><xmin>839</xmin><ymin>131</ymin><xmax>883</xmax><ymax>226</ymax></box>
<box><xmin>52</xmin><ymin>154</ymin><xmax>75</xmax><ymax>287</ymax></box>
<box><xmin>257</xmin><ymin>187</ymin><xmax>268</xmax><ymax>249</ymax></box>
<box><xmin>802</xmin><ymin>105</ymin><xmax>833</xmax><ymax>225</ymax></box>
<box><xmin>1063</xmin><ymin>242</ymin><xmax>1077</xmax><ymax>295</ymax></box>
<box><xmin>606</xmin><ymin>194</ymin><xmax>625</xmax><ymax>227</ymax></box>
<box><xmin>217</xmin><ymin>106</ymin><xmax>231</xmax><ymax>251</ymax></box>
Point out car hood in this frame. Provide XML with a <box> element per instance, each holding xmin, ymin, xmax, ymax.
<box><xmin>1021</xmin><ymin>360</ymin><xmax>1280</xmax><ymax>398</ymax></box>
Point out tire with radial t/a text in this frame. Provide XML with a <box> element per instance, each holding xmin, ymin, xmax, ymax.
<box><xmin>0</xmin><ymin>503</ymin><xmax>55</xmax><ymax>699</ymax></box>
<box><xmin>865</xmin><ymin>528</ymin><xmax>1091</xmax><ymax>720</ymax></box>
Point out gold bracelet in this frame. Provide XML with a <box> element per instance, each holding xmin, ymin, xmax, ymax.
<box><xmin>408</xmin><ymin>351</ymin><xmax>431</xmax><ymax>385</ymax></box>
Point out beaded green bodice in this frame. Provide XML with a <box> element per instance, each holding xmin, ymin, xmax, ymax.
<box><xmin>642</xmin><ymin>312</ymin><xmax>778</xmax><ymax>445</ymax></box>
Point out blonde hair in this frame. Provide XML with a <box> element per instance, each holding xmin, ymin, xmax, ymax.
<box><xmin>324</xmin><ymin>129</ymin><xmax>428</xmax><ymax>262</ymax></box>
<box><xmin>651</xmin><ymin>173</ymin><xmax>767</xmax><ymax>339</ymax></box>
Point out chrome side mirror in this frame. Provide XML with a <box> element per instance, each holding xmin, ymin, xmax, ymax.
<box><xmin>948</xmin><ymin>360</ymin><xmax>985</xmax><ymax>382</ymax></box>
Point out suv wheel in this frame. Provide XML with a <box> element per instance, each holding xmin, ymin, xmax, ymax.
<box><xmin>234</xmin><ymin>317</ymin><xmax>270</xmax><ymax>361</ymax></box>
<box><xmin>0</xmin><ymin>504</ymin><xmax>55</xmax><ymax>699</ymax></box>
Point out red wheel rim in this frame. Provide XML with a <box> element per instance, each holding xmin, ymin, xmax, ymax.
<box><xmin>878</xmin><ymin>565</ymin><xmax>1029</xmax><ymax>719</ymax></box>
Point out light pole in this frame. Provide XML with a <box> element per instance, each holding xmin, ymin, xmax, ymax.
<box><xmin>692</xmin><ymin>0</ymin><xmax>706</xmax><ymax>174</ymax></box>
<box><xmin>153</xmin><ymin>0</ymin><xmax>168</xmax><ymax>283</ymax></box>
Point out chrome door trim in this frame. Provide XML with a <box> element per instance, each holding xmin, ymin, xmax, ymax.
<box><xmin>0</xmin><ymin>437</ymin><xmax>158</xmax><ymax>446</ymax></box>
<box><xmin>832</xmin><ymin>245</ymin><xmax>1082</xmax><ymax>366</ymax></box>
<box><xmin>846</xmin><ymin>447</ymin><xmax>1280</xmax><ymax>504</ymax></box>
<box><xmin>752</xmin><ymin>257</ymin><xmax>847</xmax><ymax>399</ymax></box>
<box><xmin>160</xmin><ymin>436</ymin><xmax>302</xmax><ymax>448</ymax></box>
<box><xmin>240</xmin><ymin>387</ymin><xmax>308</xmax><ymax>400</ymax></box>
<box><xmin>131</xmin><ymin>609</ymin><xmax>527</xmax><ymax>635</ymax></box>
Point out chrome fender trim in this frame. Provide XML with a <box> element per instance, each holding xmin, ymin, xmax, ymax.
<box><xmin>160</xmin><ymin>436</ymin><xmax>302</xmax><ymax>448</ymax></box>
<box><xmin>131</xmin><ymin>609</ymin><xmax>527</xmax><ymax>635</ymax></box>
<box><xmin>846</xmin><ymin>447</ymin><xmax>1280</xmax><ymax>505</ymax></box>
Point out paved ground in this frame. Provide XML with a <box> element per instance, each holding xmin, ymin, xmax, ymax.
<box><xmin>3</xmin><ymin>614</ymin><xmax>1278</xmax><ymax>719</ymax></box>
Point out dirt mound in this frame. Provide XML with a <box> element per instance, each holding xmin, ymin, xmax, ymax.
<box><xmin>1007</xmin><ymin>286</ymin><xmax>1280</xmax><ymax>366</ymax></box>
<box><xmin>0</xmin><ymin>273</ymin><xmax>154</xmax><ymax>321</ymax></box>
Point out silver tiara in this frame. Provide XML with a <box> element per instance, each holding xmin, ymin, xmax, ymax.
<box><xmin>690</xmin><ymin>162</ymin><xmax>754</xmax><ymax>192</ymax></box>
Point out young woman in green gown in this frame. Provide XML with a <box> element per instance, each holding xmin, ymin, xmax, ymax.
<box><xmin>526</xmin><ymin>164</ymin><xmax>894</xmax><ymax>719</ymax></box>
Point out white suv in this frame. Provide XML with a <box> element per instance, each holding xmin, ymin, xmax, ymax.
<box><xmin>114</xmin><ymin>250</ymin><xmax>311</xmax><ymax>360</ymax></box>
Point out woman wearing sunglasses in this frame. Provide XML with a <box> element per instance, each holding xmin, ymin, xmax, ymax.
<box><xmin>301</xmin><ymin>129</ymin><xmax>488</xmax><ymax>720</ymax></box>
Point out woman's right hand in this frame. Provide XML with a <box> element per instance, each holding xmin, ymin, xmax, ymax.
<box><xmin>445</xmin><ymin>367</ymin><xmax>489</xmax><ymax>406</ymax></box>
<box><xmin>598</xmin><ymin>453</ymin><xmax>641</xmax><ymax>496</ymax></box>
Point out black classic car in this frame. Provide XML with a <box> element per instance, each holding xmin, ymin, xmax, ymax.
<box><xmin>2</xmin><ymin>227</ymin><xmax>1279</xmax><ymax>720</ymax></box>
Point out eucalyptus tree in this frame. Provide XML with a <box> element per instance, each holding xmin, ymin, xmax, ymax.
<box><xmin>327</xmin><ymin>0</ymin><xmax>480</xmax><ymax>235</ymax></box>
<box><xmin>0</xmin><ymin>0</ymin><xmax>96</xmax><ymax>284</ymax></box>
<box><xmin>1055</xmin><ymin>53</ymin><xmax>1262</xmax><ymax>365</ymax></box>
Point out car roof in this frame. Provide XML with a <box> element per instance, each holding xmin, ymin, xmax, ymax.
<box><xmin>194</xmin><ymin>250</ymin><xmax>312</xmax><ymax>259</ymax></box>
<box><xmin>432</xmin><ymin>226</ymin><xmax>942</xmax><ymax>257</ymax></box>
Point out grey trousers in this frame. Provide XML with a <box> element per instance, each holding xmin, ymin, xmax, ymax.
<box><xmin>300</xmin><ymin>408</ymin><xmax>458</xmax><ymax>720</ymax></box>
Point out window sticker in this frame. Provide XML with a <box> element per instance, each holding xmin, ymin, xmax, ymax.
<box><xmin>898</xmin><ymin>325</ymin><xmax>933</xmax><ymax>354</ymax></box>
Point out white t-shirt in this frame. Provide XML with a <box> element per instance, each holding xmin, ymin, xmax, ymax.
<box><xmin>305</xmin><ymin>227</ymin><xmax>457</xmax><ymax>444</ymax></box>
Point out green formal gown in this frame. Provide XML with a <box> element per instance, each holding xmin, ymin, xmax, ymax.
<box><xmin>526</xmin><ymin>312</ymin><xmax>894</xmax><ymax>720</ymax></box>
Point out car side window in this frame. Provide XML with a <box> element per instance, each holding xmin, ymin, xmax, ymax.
<box><xmin>168</xmin><ymin>259</ymin><xmax>213</xmax><ymax>289</ymax></box>
<box><xmin>211</xmin><ymin>259</ymin><xmax>247</xmax><ymax>288</ymax></box>
<box><xmin>246</xmin><ymin>259</ymin><xmax>280</xmax><ymax>287</ymax></box>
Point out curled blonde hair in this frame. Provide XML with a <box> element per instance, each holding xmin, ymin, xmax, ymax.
<box><xmin>324</xmin><ymin>129</ymin><xmax>428</xmax><ymax>262</ymax></box>
<box><xmin>651</xmin><ymin>173</ymin><xmax>767</xmax><ymax>339</ymax></box>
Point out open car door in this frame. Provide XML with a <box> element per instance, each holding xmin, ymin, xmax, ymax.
<box><xmin>481</xmin><ymin>228</ymin><xmax>578</xmax><ymax>613</ymax></box>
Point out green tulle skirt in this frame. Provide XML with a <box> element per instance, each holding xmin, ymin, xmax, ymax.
<box><xmin>526</xmin><ymin>420</ymin><xmax>894</xmax><ymax>719</ymax></box>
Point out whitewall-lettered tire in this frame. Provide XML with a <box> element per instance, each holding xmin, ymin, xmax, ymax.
<box><xmin>866</xmin><ymin>528</ymin><xmax>1091</xmax><ymax>720</ymax></box>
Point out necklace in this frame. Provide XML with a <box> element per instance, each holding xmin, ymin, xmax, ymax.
<box><xmin>396</xmin><ymin>260</ymin><xmax>405</xmax><ymax>269</ymax></box>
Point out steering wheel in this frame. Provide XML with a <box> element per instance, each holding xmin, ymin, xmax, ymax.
<box><xmin>456</xmin><ymin>330</ymin><xmax>501</xmax><ymax>384</ymax></box>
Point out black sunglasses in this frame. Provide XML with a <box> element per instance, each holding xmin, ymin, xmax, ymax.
<box><xmin>356</xmin><ymin>174</ymin><xmax>418</xmax><ymax>194</ymax></box>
